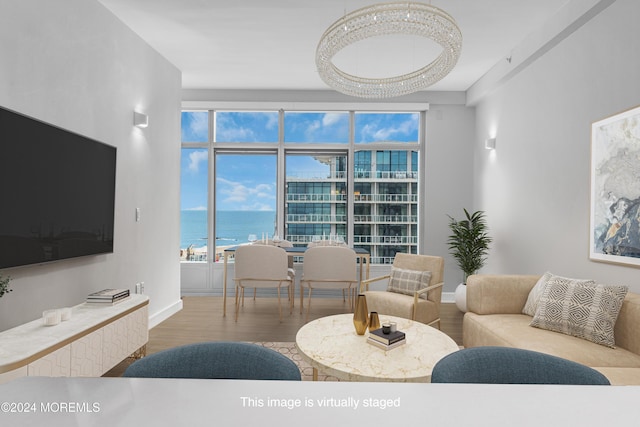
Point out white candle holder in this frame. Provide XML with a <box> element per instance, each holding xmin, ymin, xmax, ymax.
<box><xmin>42</xmin><ymin>309</ymin><xmax>61</xmax><ymax>326</ymax></box>
<box><xmin>60</xmin><ymin>307</ymin><xmax>72</xmax><ymax>321</ymax></box>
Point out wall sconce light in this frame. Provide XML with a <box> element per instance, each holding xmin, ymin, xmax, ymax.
<box><xmin>133</xmin><ymin>111</ymin><xmax>149</xmax><ymax>128</ymax></box>
<box><xmin>485</xmin><ymin>138</ymin><xmax>496</xmax><ymax>150</ymax></box>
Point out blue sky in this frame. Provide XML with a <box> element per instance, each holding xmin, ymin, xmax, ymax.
<box><xmin>180</xmin><ymin>111</ymin><xmax>418</xmax><ymax>211</ymax></box>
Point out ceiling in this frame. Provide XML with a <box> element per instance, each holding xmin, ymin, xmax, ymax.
<box><xmin>97</xmin><ymin>0</ymin><xmax>571</xmax><ymax>92</ymax></box>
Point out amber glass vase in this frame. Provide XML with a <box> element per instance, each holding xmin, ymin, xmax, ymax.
<box><xmin>353</xmin><ymin>294</ymin><xmax>369</xmax><ymax>335</ymax></box>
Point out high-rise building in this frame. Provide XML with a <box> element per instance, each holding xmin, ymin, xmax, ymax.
<box><xmin>285</xmin><ymin>150</ymin><xmax>418</xmax><ymax>264</ymax></box>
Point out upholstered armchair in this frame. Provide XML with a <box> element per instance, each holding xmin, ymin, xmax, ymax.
<box><xmin>431</xmin><ymin>346</ymin><xmax>610</xmax><ymax>385</ymax></box>
<box><xmin>123</xmin><ymin>341</ymin><xmax>301</xmax><ymax>380</ymax></box>
<box><xmin>361</xmin><ymin>253</ymin><xmax>444</xmax><ymax>328</ymax></box>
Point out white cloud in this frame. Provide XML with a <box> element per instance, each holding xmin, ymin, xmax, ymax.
<box><xmin>188</xmin><ymin>150</ymin><xmax>208</xmax><ymax>173</ymax></box>
<box><xmin>185</xmin><ymin>206</ymin><xmax>207</xmax><ymax>211</ymax></box>
<box><xmin>322</xmin><ymin>113</ymin><xmax>344</xmax><ymax>127</ymax></box>
<box><xmin>217</xmin><ymin>126</ymin><xmax>256</xmax><ymax>142</ymax></box>
<box><xmin>265</xmin><ymin>113</ymin><xmax>278</xmax><ymax>130</ymax></box>
<box><xmin>188</xmin><ymin>113</ymin><xmax>208</xmax><ymax>138</ymax></box>
<box><xmin>215</xmin><ymin>112</ymin><xmax>278</xmax><ymax>141</ymax></box>
<box><xmin>217</xmin><ymin>177</ymin><xmax>276</xmax><ymax>209</ymax></box>
<box><xmin>360</xmin><ymin>115</ymin><xmax>418</xmax><ymax>142</ymax></box>
<box><xmin>305</xmin><ymin>120</ymin><xmax>321</xmax><ymax>139</ymax></box>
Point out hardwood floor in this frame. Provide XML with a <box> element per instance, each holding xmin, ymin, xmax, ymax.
<box><xmin>104</xmin><ymin>296</ymin><xmax>463</xmax><ymax>376</ymax></box>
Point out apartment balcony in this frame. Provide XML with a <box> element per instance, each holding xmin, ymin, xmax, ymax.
<box><xmin>286</xmin><ymin>214</ymin><xmax>347</xmax><ymax>223</ymax></box>
<box><xmin>286</xmin><ymin>235</ymin><xmax>347</xmax><ymax>246</ymax></box>
<box><xmin>286</xmin><ymin>235</ymin><xmax>311</xmax><ymax>245</ymax></box>
<box><xmin>353</xmin><ymin>193</ymin><xmax>417</xmax><ymax>203</ymax></box>
<box><xmin>286</xmin><ymin>193</ymin><xmax>347</xmax><ymax>202</ymax></box>
<box><xmin>354</xmin><ymin>235</ymin><xmax>417</xmax><ymax>245</ymax></box>
<box><xmin>353</xmin><ymin>214</ymin><xmax>417</xmax><ymax>223</ymax></box>
<box><xmin>354</xmin><ymin>171</ymin><xmax>418</xmax><ymax>180</ymax></box>
<box><xmin>286</xmin><ymin>171</ymin><xmax>347</xmax><ymax>181</ymax></box>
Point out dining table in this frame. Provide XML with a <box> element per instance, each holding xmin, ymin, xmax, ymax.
<box><xmin>222</xmin><ymin>245</ymin><xmax>370</xmax><ymax>316</ymax></box>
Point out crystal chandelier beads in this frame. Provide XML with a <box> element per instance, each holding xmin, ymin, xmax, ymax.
<box><xmin>316</xmin><ymin>2</ymin><xmax>462</xmax><ymax>98</ymax></box>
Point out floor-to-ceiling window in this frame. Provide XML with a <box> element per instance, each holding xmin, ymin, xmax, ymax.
<box><xmin>180</xmin><ymin>111</ymin><xmax>209</xmax><ymax>262</ymax></box>
<box><xmin>353</xmin><ymin>112</ymin><xmax>420</xmax><ymax>263</ymax></box>
<box><xmin>180</xmin><ymin>106</ymin><xmax>424</xmax><ymax>266</ymax></box>
<box><xmin>215</xmin><ymin>153</ymin><xmax>277</xmax><ymax>260</ymax></box>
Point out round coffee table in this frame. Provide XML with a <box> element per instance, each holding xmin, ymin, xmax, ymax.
<box><xmin>295</xmin><ymin>313</ymin><xmax>459</xmax><ymax>382</ymax></box>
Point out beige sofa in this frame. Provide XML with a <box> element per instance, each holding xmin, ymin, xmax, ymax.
<box><xmin>463</xmin><ymin>274</ymin><xmax>640</xmax><ymax>385</ymax></box>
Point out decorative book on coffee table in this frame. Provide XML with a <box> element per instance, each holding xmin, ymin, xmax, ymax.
<box><xmin>368</xmin><ymin>328</ymin><xmax>406</xmax><ymax>345</ymax></box>
<box><xmin>366</xmin><ymin>336</ymin><xmax>406</xmax><ymax>350</ymax></box>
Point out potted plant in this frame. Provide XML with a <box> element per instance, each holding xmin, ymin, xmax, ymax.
<box><xmin>0</xmin><ymin>273</ymin><xmax>12</xmax><ymax>298</ymax></box>
<box><xmin>447</xmin><ymin>209</ymin><xmax>492</xmax><ymax>312</ymax></box>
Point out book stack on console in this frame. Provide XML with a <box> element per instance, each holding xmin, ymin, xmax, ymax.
<box><xmin>367</xmin><ymin>328</ymin><xmax>406</xmax><ymax>350</ymax></box>
<box><xmin>86</xmin><ymin>288</ymin><xmax>130</xmax><ymax>305</ymax></box>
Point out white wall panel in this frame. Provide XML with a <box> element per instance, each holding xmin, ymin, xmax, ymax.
<box><xmin>473</xmin><ymin>0</ymin><xmax>640</xmax><ymax>290</ymax></box>
<box><xmin>0</xmin><ymin>0</ymin><xmax>182</xmax><ymax>331</ymax></box>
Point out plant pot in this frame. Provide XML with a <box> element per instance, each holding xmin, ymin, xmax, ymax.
<box><xmin>454</xmin><ymin>283</ymin><xmax>467</xmax><ymax>313</ymax></box>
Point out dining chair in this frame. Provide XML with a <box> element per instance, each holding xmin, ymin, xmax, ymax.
<box><xmin>123</xmin><ymin>341</ymin><xmax>301</xmax><ymax>380</ymax></box>
<box><xmin>299</xmin><ymin>246</ymin><xmax>358</xmax><ymax>321</ymax></box>
<box><xmin>233</xmin><ymin>244</ymin><xmax>294</xmax><ymax>321</ymax></box>
<box><xmin>431</xmin><ymin>346</ymin><xmax>610</xmax><ymax>385</ymax></box>
<box><xmin>305</xmin><ymin>239</ymin><xmax>351</xmax><ymax>303</ymax></box>
<box><xmin>273</xmin><ymin>239</ymin><xmax>295</xmax><ymax>270</ymax></box>
<box><xmin>361</xmin><ymin>253</ymin><xmax>444</xmax><ymax>328</ymax></box>
<box><xmin>249</xmin><ymin>239</ymin><xmax>295</xmax><ymax>297</ymax></box>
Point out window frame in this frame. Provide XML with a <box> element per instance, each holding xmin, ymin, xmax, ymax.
<box><xmin>181</xmin><ymin>103</ymin><xmax>428</xmax><ymax>264</ymax></box>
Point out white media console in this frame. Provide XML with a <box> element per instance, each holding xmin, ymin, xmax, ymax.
<box><xmin>0</xmin><ymin>294</ymin><xmax>148</xmax><ymax>384</ymax></box>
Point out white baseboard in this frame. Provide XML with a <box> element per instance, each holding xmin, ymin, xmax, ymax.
<box><xmin>148</xmin><ymin>298</ymin><xmax>183</xmax><ymax>329</ymax></box>
<box><xmin>441</xmin><ymin>292</ymin><xmax>455</xmax><ymax>303</ymax></box>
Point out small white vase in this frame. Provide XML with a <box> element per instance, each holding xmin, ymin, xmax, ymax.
<box><xmin>454</xmin><ymin>283</ymin><xmax>467</xmax><ymax>312</ymax></box>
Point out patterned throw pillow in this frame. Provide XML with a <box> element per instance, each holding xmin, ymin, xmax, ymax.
<box><xmin>530</xmin><ymin>280</ymin><xmax>628</xmax><ymax>348</ymax></box>
<box><xmin>387</xmin><ymin>267</ymin><xmax>432</xmax><ymax>299</ymax></box>
<box><xmin>522</xmin><ymin>273</ymin><xmax>596</xmax><ymax>316</ymax></box>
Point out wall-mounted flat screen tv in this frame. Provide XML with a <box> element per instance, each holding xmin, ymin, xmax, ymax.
<box><xmin>0</xmin><ymin>105</ymin><xmax>116</xmax><ymax>269</ymax></box>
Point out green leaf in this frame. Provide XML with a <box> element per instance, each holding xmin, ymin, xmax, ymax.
<box><xmin>447</xmin><ymin>209</ymin><xmax>492</xmax><ymax>281</ymax></box>
<box><xmin>0</xmin><ymin>273</ymin><xmax>12</xmax><ymax>298</ymax></box>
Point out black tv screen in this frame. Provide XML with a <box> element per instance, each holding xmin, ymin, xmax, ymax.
<box><xmin>0</xmin><ymin>105</ymin><xmax>116</xmax><ymax>269</ymax></box>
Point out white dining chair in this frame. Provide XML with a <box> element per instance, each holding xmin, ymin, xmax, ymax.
<box><xmin>299</xmin><ymin>246</ymin><xmax>358</xmax><ymax>321</ymax></box>
<box><xmin>233</xmin><ymin>245</ymin><xmax>294</xmax><ymax>321</ymax></box>
<box><xmin>249</xmin><ymin>239</ymin><xmax>295</xmax><ymax>297</ymax></box>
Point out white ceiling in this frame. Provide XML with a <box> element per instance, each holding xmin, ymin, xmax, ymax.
<box><xmin>97</xmin><ymin>0</ymin><xmax>571</xmax><ymax>92</ymax></box>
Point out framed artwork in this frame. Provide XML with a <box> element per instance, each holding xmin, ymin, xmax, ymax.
<box><xmin>590</xmin><ymin>105</ymin><xmax>640</xmax><ymax>266</ymax></box>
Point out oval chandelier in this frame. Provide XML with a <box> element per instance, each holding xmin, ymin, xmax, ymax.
<box><xmin>316</xmin><ymin>2</ymin><xmax>462</xmax><ymax>98</ymax></box>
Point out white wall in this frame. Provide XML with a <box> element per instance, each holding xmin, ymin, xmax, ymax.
<box><xmin>425</xmin><ymin>105</ymin><xmax>476</xmax><ymax>290</ymax></box>
<box><xmin>0</xmin><ymin>0</ymin><xmax>183</xmax><ymax>330</ymax></box>
<box><xmin>473</xmin><ymin>0</ymin><xmax>640</xmax><ymax>289</ymax></box>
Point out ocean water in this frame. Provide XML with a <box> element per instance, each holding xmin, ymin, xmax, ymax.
<box><xmin>180</xmin><ymin>210</ymin><xmax>276</xmax><ymax>250</ymax></box>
